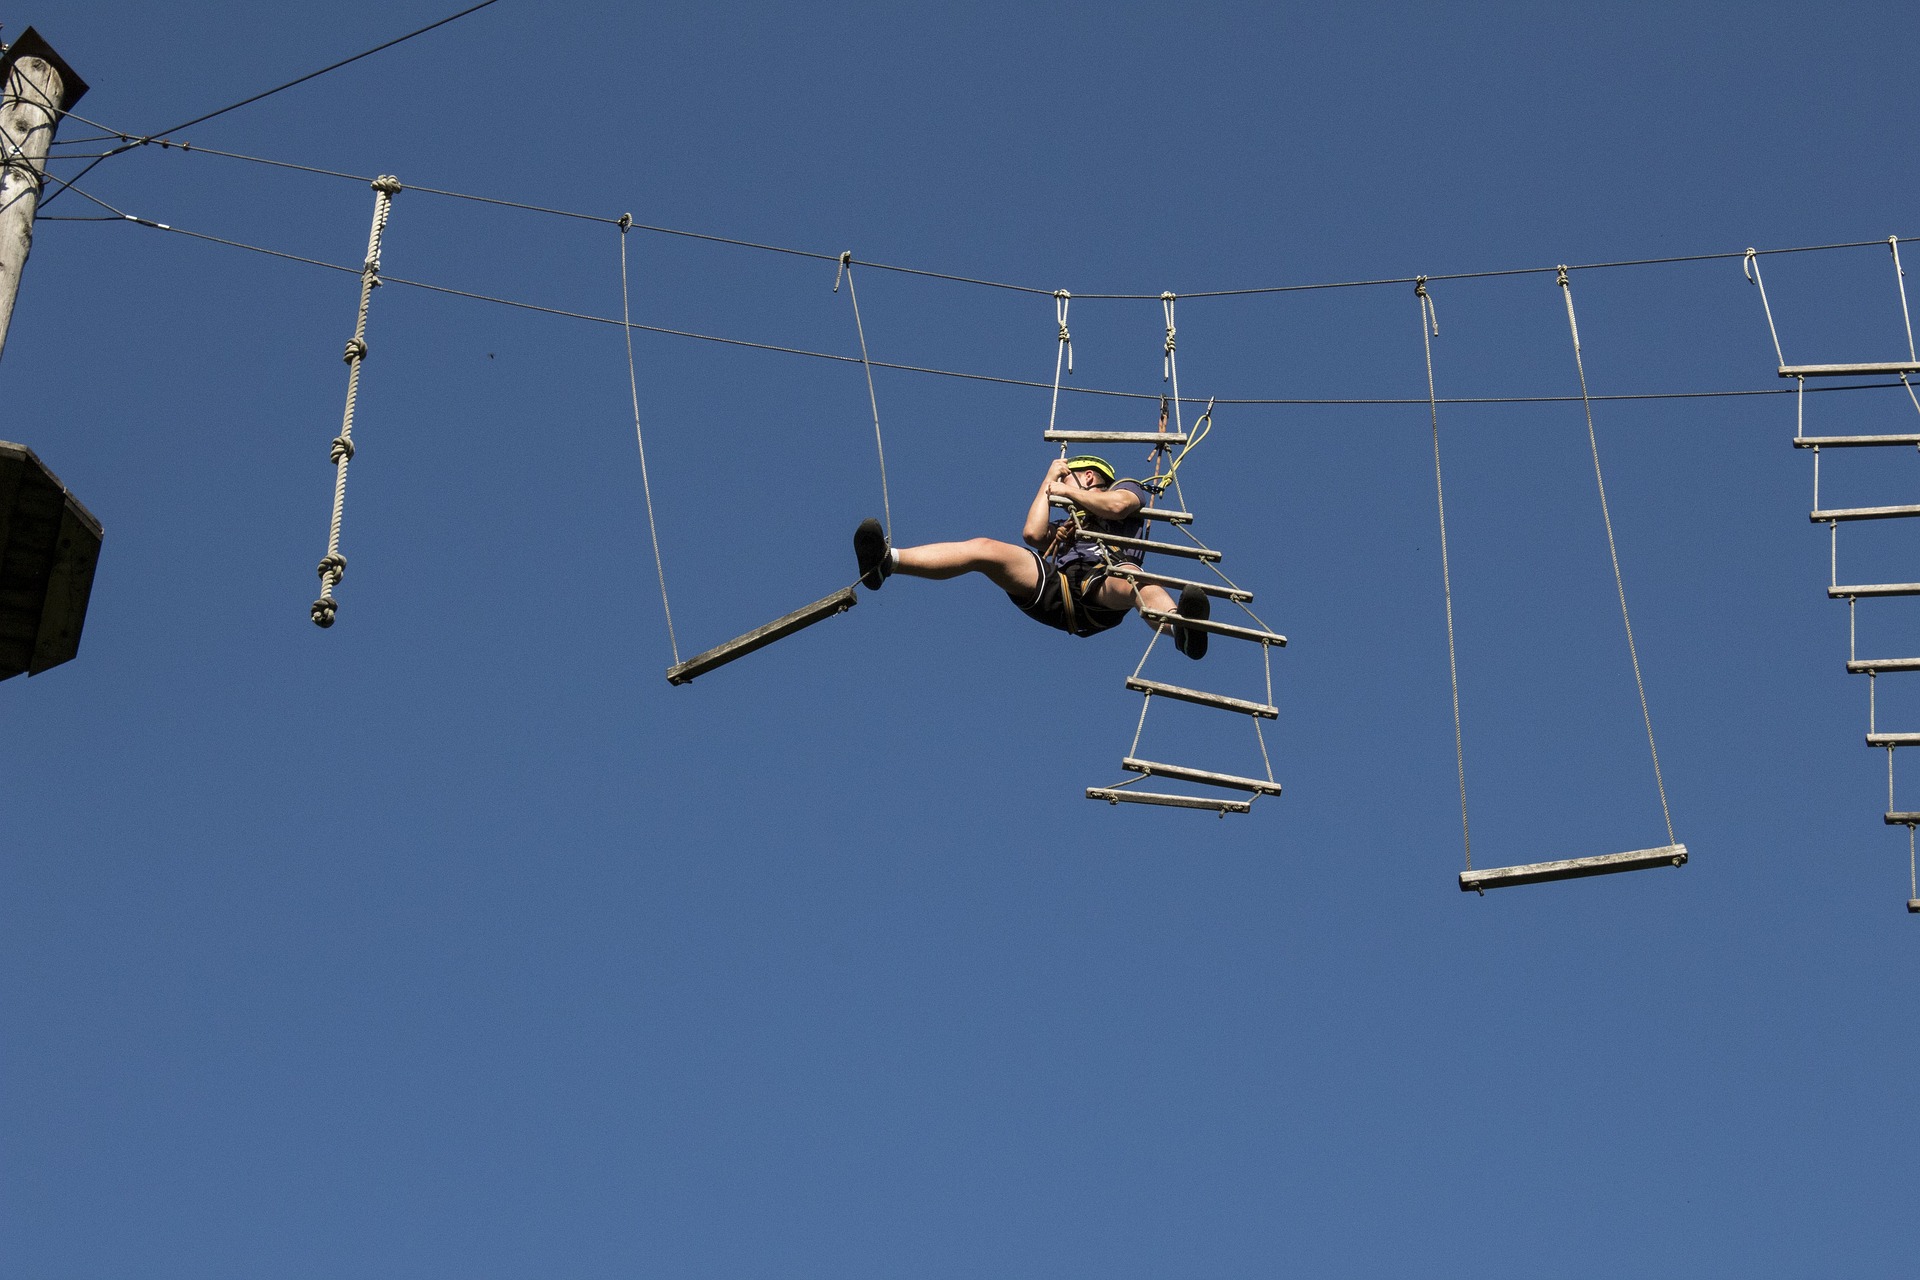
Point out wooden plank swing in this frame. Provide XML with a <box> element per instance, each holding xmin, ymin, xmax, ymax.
<box><xmin>1420</xmin><ymin>271</ymin><xmax>1687</xmax><ymax>894</ymax></box>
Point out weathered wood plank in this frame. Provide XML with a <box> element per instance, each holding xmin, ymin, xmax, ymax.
<box><xmin>1121</xmin><ymin>756</ymin><xmax>1282</xmax><ymax>795</ymax></box>
<box><xmin>1458</xmin><ymin>844</ymin><xmax>1688</xmax><ymax>892</ymax></box>
<box><xmin>1126</xmin><ymin>677</ymin><xmax>1278</xmax><ymax>718</ymax></box>
<box><xmin>1086</xmin><ymin>787</ymin><xmax>1252</xmax><ymax>813</ymax></box>
<box><xmin>1138</xmin><ymin>608</ymin><xmax>1286</xmax><ymax>647</ymax></box>
<box><xmin>1780</xmin><ymin>362</ymin><xmax>1920</xmax><ymax>378</ymax></box>
<box><xmin>666</xmin><ymin>586</ymin><xmax>858</xmax><ymax>686</ymax></box>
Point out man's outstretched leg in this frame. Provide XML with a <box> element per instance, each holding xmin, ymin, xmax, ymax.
<box><xmin>855</xmin><ymin>520</ymin><xmax>1041</xmax><ymax>597</ymax></box>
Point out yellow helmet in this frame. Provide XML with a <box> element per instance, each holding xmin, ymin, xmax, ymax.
<box><xmin>1063</xmin><ymin>455</ymin><xmax>1115</xmax><ymax>483</ymax></box>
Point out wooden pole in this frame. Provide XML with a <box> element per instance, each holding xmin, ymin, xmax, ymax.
<box><xmin>0</xmin><ymin>28</ymin><xmax>88</xmax><ymax>362</ymax></box>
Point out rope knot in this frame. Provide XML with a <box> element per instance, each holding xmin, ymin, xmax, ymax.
<box><xmin>317</xmin><ymin>553</ymin><xmax>346</xmax><ymax>584</ymax></box>
<box><xmin>310</xmin><ymin>597</ymin><xmax>338</xmax><ymax>628</ymax></box>
<box><xmin>370</xmin><ymin>175</ymin><xmax>402</xmax><ymax>194</ymax></box>
<box><xmin>330</xmin><ymin>435</ymin><xmax>355</xmax><ymax>464</ymax></box>
<box><xmin>1556</xmin><ymin>264</ymin><xmax>1570</xmax><ymax>288</ymax></box>
<box><xmin>343</xmin><ymin>337</ymin><xmax>368</xmax><ymax>363</ymax></box>
<box><xmin>618</xmin><ymin>212</ymin><xmax>632</xmax><ymax>231</ymax></box>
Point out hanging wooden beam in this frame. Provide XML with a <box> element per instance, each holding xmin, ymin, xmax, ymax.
<box><xmin>1138</xmin><ymin>608</ymin><xmax>1286</xmax><ymax>647</ymax></box>
<box><xmin>1126</xmin><ymin>676</ymin><xmax>1278</xmax><ymax>718</ymax></box>
<box><xmin>1848</xmin><ymin>657</ymin><xmax>1920</xmax><ymax>673</ymax></box>
<box><xmin>1108</xmin><ymin>566</ymin><xmax>1252</xmax><ymax>603</ymax></box>
<box><xmin>1048</xmin><ymin>497</ymin><xmax>1192</xmax><ymax>524</ymax></box>
<box><xmin>1121</xmin><ymin>757</ymin><xmax>1282</xmax><ymax>795</ymax></box>
<box><xmin>1883</xmin><ymin>812</ymin><xmax>1920</xmax><ymax>825</ymax></box>
<box><xmin>1044</xmin><ymin>430</ymin><xmax>1189</xmax><ymax>445</ymax></box>
<box><xmin>1810</xmin><ymin>504</ymin><xmax>1920</xmax><ymax>522</ymax></box>
<box><xmin>1780</xmin><ymin>362</ymin><xmax>1920</xmax><ymax>378</ymax></box>
<box><xmin>1086</xmin><ymin>787</ymin><xmax>1252</xmax><ymax>814</ymax></box>
<box><xmin>666</xmin><ymin>586</ymin><xmax>857</xmax><ymax>686</ymax></box>
<box><xmin>1079</xmin><ymin>531</ymin><xmax>1219</xmax><ymax>561</ymax></box>
<box><xmin>1867</xmin><ymin>732</ymin><xmax>1920</xmax><ymax>748</ymax></box>
<box><xmin>1794</xmin><ymin>434</ymin><xmax>1920</xmax><ymax>448</ymax></box>
<box><xmin>1831</xmin><ymin>583</ymin><xmax>1920</xmax><ymax>598</ymax></box>
<box><xmin>1458</xmin><ymin>843</ymin><xmax>1688</xmax><ymax>892</ymax></box>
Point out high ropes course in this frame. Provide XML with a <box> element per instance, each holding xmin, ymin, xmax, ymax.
<box><xmin>28</xmin><ymin>84</ymin><xmax>1920</xmax><ymax>904</ymax></box>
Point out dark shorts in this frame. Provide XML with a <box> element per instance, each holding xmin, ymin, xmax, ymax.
<box><xmin>1009</xmin><ymin>549</ymin><xmax>1130</xmax><ymax>637</ymax></box>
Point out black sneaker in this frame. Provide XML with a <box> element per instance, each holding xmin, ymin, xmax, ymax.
<box><xmin>1173</xmin><ymin>585</ymin><xmax>1209</xmax><ymax>660</ymax></box>
<box><xmin>854</xmin><ymin>518</ymin><xmax>891</xmax><ymax>590</ymax></box>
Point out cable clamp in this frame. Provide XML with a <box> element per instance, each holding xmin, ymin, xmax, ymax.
<box><xmin>618</xmin><ymin>212</ymin><xmax>632</xmax><ymax>232</ymax></box>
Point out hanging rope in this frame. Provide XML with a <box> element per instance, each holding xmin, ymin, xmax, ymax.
<box><xmin>1047</xmin><ymin>290</ymin><xmax>1073</xmax><ymax>450</ymax></box>
<box><xmin>835</xmin><ymin>251</ymin><xmax>892</xmax><ymax>538</ymax></box>
<box><xmin>1417</xmin><ymin>278</ymin><xmax>1472</xmax><ymax>870</ymax></box>
<box><xmin>1743</xmin><ymin>249</ymin><xmax>1787</xmax><ymax>369</ymax></box>
<box><xmin>1557</xmin><ymin>266</ymin><xmax>1677</xmax><ymax>848</ymax></box>
<box><xmin>311</xmin><ymin>174</ymin><xmax>400</xmax><ymax>629</ymax></box>
<box><xmin>619</xmin><ymin>213</ymin><xmax>681</xmax><ymax>664</ymax></box>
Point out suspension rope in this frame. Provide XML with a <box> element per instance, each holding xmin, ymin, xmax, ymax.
<box><xmin>1417</xmin><ymin>278</ymin><xmax>1472</xmax><ymax>870</ymax></box>
<box><xmin>76</xmin><ymin>128</ymin><xmax>1920</xmax><ymax>299</ymax></box>
<box><xmin>310</xmin><ymin>176</ymin><xmax>401</xmax><ymax>628</ymax></box>
<box><xmin>834</xmin><ymin>252</ymin><xmax>892</xmax><ymax>538</ymax></box>
<box><xmin>1743</xmin><ymin>249</ymin><xmax>1787</xmax><ymax>369</ymax></box>
<box><xmin>84</xmin><ymin>213</ymin><xmax>1920</xmax><ymax>410</ymax></box>
<box><xmin>1047</xmin><ymin>290</ymin><xmax>1073</xmax><ymax>446</ymax></box>
<box><xmin>618</xmin><ymin>214</ymin><xmax>680</xmax><ymax>664</ymax></box>
<box><xmin>1557</xmin><ymin>266</ymin><xmax>1676</xmax><ymax>847</ymax></box>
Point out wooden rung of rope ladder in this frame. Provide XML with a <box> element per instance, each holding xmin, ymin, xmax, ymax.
<box><xmin>1884</xmin><ymin>812</ymin><xmax>1920</xmax><ymax>825</ymax></box>
<box><xmin>1847</xmin><ymin>657</ymin><xmax>1920</xmax><ymax>674</ymax></box>
<box><xmin>665</xmin><ymin>586</ymin><xmax>857</xmax><ymax>686</ymax></box>
<box><xmin>1121</xmin><ymin>757</ymin><xmax>1282</xmax><ymax>796</ymax></box>
<box><xmin>1810</xmin><ymin>504</ymin><xmax>1920</xmax><ymax>523</ymax></box>
<box><xmin>1138</xmin><ymin>608</ymin><xmax>1286</xmax><ymax>647</ymax></box>
<box><xmin>1867</xmin><ymin>733</ymin><xmax>1920</xmax><ymax>748</ymax></box>
<box><xmin>1079</xmin><ymin>531</ymin><xmax>1219</xmax><ymax>561</ymax></box>
<box><xmin>1109</xmin><ymin>566</ymin><xmax>1252</xmax><ymax>603</ymax></box>
<box><xmin>1126</xmin><ymin>677</ymin><xmax>1278</xmax><ymax>718</ymax></box>
<box><xmin>1831</xmin><ymin>583</ymin><xmax>1920</xmax><ymax>598</ymax></box>
<box><xmin>1780</xmin><ymin>362</ymin><xmax>1920</xmax><ymax>378</ymax></box>
<box><xmin>1048</xmin><ymin>496</ymin><xmax>1192</xmax><ymax>524</ymax></box>
<box><xmin>1794</xmin><ymin>434</ymin><xmax>1920</xmax><ymax>448</ymax></box>
<box><xmin>1044</xmin><ymin>430</ymin><xmax>1190</xmax><ymax>446</ymax></box>
<box><xmin>1458</xmin><ymin>843</ymin><xmax>1688</xmax><ymax>893</ymax></box>
<box><xmin>1085</xmin><ymin>787</ymin><xmax>1252</xmax><ymax>814</ymax></box>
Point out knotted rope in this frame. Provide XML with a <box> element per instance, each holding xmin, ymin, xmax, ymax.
<box><xmin>1047</xmin><ymin>289</ymin><xmax>1073</xmax><ymax>448</ymax></box>
<box><xmin>312</xmin><ymin>174</ymin><xmax>400</xmax><ymax>628</ymax></box>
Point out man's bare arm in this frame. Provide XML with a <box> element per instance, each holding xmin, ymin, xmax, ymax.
<box><xmin>1024</xmin><ymin>459</ymin><xmax>1072</xmax><ymax>546</ymax></box>
<box><xmin>1049</xmin><ymin>480</ymin><xmax>1143</xmax><ymax>521</ymax></box>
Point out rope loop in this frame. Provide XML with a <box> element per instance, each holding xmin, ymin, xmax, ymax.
<box><xmin>370</xmin><ymin>174</ymin><xmax>402</xmax><ymax>194</ymax></box>
<box><xmin>618</xmin><ymin>212</ymin><xmax>632</xmax><ymax>232</ymax></box>
<box><xmin>1054</xmin><ymin>289</ymin><xmax>1073</xmax><ymax>374</ymax></box>
<box><xmin>330</xmin><ymin>435</ymin><xmax>355</xmax><ymax>464</ymax></box>
<box><xmin>342</xmin><ymin>337</ymin><xmax>368</xmax><ymax>364</ymax></box>
<box><xmin>1415</xmin><ymin>276</ymin><xmax>1439</xmax><ymax>335</ymax></box>
<box><xmin>833</xmin><ymin>250</ymin><xmax>852</xmax><ymax>293</ymax></box>
<box><xmin>1742</xmin><ymin>247</ymin><xmax>1757</xmax><ymax>284</ymax></box>
<box><xmin>1161</xmin><ymin>292</ymin><xmax>1177</xmax><ymax>381</ymax></box>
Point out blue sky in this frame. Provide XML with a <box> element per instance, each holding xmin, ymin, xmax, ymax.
<box><xmin>6</xmin><ymin>3</ymin><xmax>1919</xmax><ymax>1276</ymax></box>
